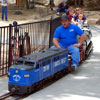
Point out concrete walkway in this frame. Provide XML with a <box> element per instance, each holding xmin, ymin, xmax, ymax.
<box><xmin>0</xmin><ymin>77</ymin><xmax>8</xmax><ymax>95</ymax></box>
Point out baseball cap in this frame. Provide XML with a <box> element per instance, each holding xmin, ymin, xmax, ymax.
<box><xmin>61</xmin><ymin>14</ymin><xmax>70</xmax><ymax>21</ymax></box>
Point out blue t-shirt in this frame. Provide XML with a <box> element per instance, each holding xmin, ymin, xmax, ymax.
<box><xmin>53</xmin><ymin>24</ymin><xmax>84</xmax><ymax>48</ymax></box>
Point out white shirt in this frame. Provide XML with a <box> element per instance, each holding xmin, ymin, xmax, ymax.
<box><xmin>0</xmin><ymin>0</ymin><xmax>9</xmax><ymax>6</ymax></box>
<box><xmin>77</xmin><ymin>19</ymin><xmax>84</xmax><ymax>29</ymax></box>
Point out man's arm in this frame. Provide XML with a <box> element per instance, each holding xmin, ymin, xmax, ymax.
<box><xmin>73</xmin><ymin>33</ymin><xmax>85</xmax><ymax>47</ymax></box>
<box><xmin>53</xmin><ymin>38</ymin><xmax>61</xmax><ymax>48</ymax></box>
<box><xmin>79</xmin><ymin>33</ymin><xmax>85</xmax><ymax>45</ymax></box>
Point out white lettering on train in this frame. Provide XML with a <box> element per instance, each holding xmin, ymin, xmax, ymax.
<box><xmin>61</xmin><ymin>58</ymin><xmax>66</xmax><ymax>64</ymax></box>
<box><xmin>43</xmin><ymin>65</ymin><xmax>50</xmax><ymax>72</ymax></box>
<box><xmin>54</xmin><ymin>60</ymin><xmax>60</xmax><ymax>67</ymax></box>
<box><xmin>54</xmin><ymin>57</ymin><xmax>67</xmax><ymax>67</ymax></box>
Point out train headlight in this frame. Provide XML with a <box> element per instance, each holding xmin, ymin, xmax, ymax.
<box><xmin>24</xmin><ymin>74</ymin><xmax>30</xmax><ymax>78</ymax></box>
<box><xmin>15</xmin><ymin>70</ymin><xmax>18</xmax><ymax>73</ymax></box>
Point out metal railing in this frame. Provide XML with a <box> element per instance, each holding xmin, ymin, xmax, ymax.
<box><xmin>0</xmin><ymin>20</ymin><xmax>50</xmax><ymax>77</ymax></box>
<box><xmin>0</xmin><ymin>26</ymin><xmax>10</xmax><ymax>76</ymax></box>
<box><xmin>0</xmin><ymin>16</ymin><xmax>61</xmax><ymax>77</ymax></box>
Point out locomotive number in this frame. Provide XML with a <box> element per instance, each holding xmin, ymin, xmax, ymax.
<box><xmin>54</xmin><ymin>60</ymin><xmax>60</xmax><ymax>67</ymax></box>
<box><xmin>43</xmin><ymin>65</ymin><xmax>50</xmax><ymax>72</ymax></box>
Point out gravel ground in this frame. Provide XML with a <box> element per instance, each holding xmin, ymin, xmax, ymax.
<box><xmin>0</xmin><ymin>4</ymin><xmax>100</xmax><ymax>26</ymax></box>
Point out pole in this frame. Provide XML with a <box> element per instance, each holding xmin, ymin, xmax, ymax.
<box><xmin>8</xmin><ymin>24</ymin><xmax>12</xmax><ymax>68</ymax></box>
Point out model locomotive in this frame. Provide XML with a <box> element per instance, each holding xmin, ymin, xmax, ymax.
<box><xmin>8</xmin><ymin>26</ymin><xmax>93</xmax><ymax>95</ymax></box>
<box><xmin>8</xmin><ymin>48</ymin><xmax>68</xmax><ymax>95</ymax></box>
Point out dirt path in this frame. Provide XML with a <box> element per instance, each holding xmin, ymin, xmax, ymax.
<box><xmin>0</xmin><ymin>4</ymin><xmax>100</xmax><ymax>27</ymax></box>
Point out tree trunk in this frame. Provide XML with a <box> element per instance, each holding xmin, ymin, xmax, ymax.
<box><xmin>25</xmin><ymin>0</ymin><xmax>29</xmax><ymax>9</ymax></box>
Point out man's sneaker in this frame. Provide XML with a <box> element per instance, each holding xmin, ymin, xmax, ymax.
<box><xmin>71</xmin><ymin>65</ymin><xmax>77</xmax><ymax>72</ymax></box>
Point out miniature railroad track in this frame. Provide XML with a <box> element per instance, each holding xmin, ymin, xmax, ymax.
<box><xmin>0</xmin><ymin>92</ymin><xmax>22</xmax><ymax>100</ymax></box>
<box><xmin>0</xmin><ymin>68</ymin><xmax>69</xmax><ymax>100</ymax></box>
<box><xmin>0</xmin><ymin>92</ymin><xmax>13</xmax><ymax>100</ymax></box>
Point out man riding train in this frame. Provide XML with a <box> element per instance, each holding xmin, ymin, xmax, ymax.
<box><xmin>51</xmin><ymin>14</ymin><xmax>85</xmax><ymax>71</ymax></box>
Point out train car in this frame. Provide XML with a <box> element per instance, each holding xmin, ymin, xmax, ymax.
<box><xmin>8</xmin><ymin>48</ymin><xmax>68</xmax><ymax>95</ymax></box>
<box><xmin>82</xmin><ymin>26</ymin><xmax>93</xmax><ymax>57</ymax></box>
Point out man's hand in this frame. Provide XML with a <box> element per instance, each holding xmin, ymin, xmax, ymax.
<box><xmin>73</xmin><ymin>43</ymin><xmax>81</xmax><ymax>47</ymax></box>
<box><xmin>53</xmin><ymin>38</ymin><xmax>61</xmax><ymax>48</ymax></box>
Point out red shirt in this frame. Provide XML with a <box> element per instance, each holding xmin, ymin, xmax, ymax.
<box><xmin>68</xmin><ymin>14</ymin><xmax>73</xmax><ymax>22</ymax></box>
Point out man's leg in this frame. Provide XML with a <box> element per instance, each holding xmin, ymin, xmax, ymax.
<box><xmin>1</xmin><ymin>6</ymin><xmax>4</xmax><ymax>20</ymax></box>
<box><xmin>67</xmin><ymin>45</ymin><xmax>80</xmax><ymax>67</ymax></box>
<box><xmin>5</xmin><ymin>7</ymin><xmax>7</xmax><ymax>21</ymax></box>
<box><xmin>50</xmin><ymin>43</ymin><xmax>65</xmax><ymax>49</ymax></box>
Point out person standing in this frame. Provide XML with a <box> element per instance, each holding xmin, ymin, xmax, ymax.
<box><xmin>0</xmin><ymin>0</ymin><xmax>10</xmax><ymax>21</ymax></box>
<box><xmin>49</xmin><ymin>0</ymin><xmax>55</xmax><ymax>11</ymax></box>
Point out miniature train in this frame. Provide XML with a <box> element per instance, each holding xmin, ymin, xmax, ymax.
<box><xmin>8</xmin><ymin>26</ymin><xmax>93</xmax><ymax>95</ymax></box>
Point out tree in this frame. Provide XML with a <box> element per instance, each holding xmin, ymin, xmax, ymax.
<box><xmin>25</xmin><ymin>0</ymin><xmax>29</xmax><ymax>9</ymax></box>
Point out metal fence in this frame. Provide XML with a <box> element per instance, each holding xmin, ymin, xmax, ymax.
<box><xmin>0</xmin><ymin>20</ymin><xmax>50</xmax><ymax>77</ymax></box>
<box><xmin>49</xmin><ymin>17</ymin><xmax>61</xmax><ymax>47</ymax></box>
<box><xmin>0</xmin><ymin>16</ymin><xmax>61</xmax><ymax>77</ymax></box>
<box><xmin>0</xmin><ymin>26</ymin><xmax>10</xmax><ymax>76</ymax></box>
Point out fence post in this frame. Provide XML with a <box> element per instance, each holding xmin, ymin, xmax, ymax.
<box><xmin>49</xmin><ymin>16</ymin><xmax>53</xmax><ymax>48</ymax></box>
<box><xmin>8</xmin><ymin>24</ymin><xmax>12</xmax><ymax>68</ymax></box>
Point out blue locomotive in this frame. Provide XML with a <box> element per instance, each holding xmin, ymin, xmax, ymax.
<box><xmin>8</xmin><ymin>48</ymin><xmax>68</xmax><ymax>95</ymax></box>
<box><xmin>8</xmin><ymin>25</ymin><xmax>93</xmax><ymax>95</ymax></box>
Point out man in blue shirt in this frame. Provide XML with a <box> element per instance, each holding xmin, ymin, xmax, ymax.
<box><xmin>52</xmin><ymin>14</ymin><xmax>85</xmax><ymax>71</ymax></box>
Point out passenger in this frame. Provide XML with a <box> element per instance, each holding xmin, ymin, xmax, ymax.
<box><xmin>52</xmin><ymin>14</ymin><xmax>85</xmax><ymax>71</ymax></box>
<box><xmin>73</xmin><ymin>8</ymin><xmax>80</xmax><ymax>16</ymax></box>
<box><xmin>67</xmin><ymin>6</ymin><xmax>74</xmax><ymax>15</ymax></box>
<box><xmin>72</xmin><ymin>8</ymin><xmax>80</xmax><ymax>24</ymax></box>
<box><xmin>76</xmin><ymin>14</ymin><xmax>87</xmax><ymax>28</ymax></box>
<box><xmin>56</xmin><ymin>0</ymin><xmax>69</xmax><ymax>16</ymax></box>
<box><xmin>68</xmin><ymin>10</ymin><xmax>74</xmax><ymax>22</ymax></box>
<box><xmin>73</xmin><ymin>8</ymin><xmax>86</xmax><ymax>21</ymax></box>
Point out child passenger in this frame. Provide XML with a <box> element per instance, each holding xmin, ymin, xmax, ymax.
<box><xmin>76</xmin><ymin>14</ymin><xmax>87</xmax><ymax>28</ymax></box>
<box><xmin>73</xmin><ymin>8</ymin><xmax>86</xmax><ymax>21</ymax></box>
<box><xmin>68</xmin><ymin>10</ymin><xmax>74</xmax><ymax>22</ymax></box>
